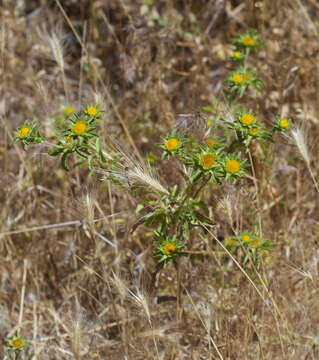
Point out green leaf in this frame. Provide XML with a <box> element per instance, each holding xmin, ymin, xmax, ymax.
<box><xmin>193</xmin><ymin>211</ymin><xmax>215</xmax><ymax>225</ymax></box>
<box><xmin>136</xmin><ymin>203</ymin><xmax>144</xmax><ymax>213</ymax></box>
<box><xmin>61</xmin><ymin>152</ymin><xmax>70</xmax><ymax>171</ymax></box>
<box><xmin>183</xmin><ymin>221</ymin><xmax>190</xmax><ymax>240</ymax></box>
<box><xmin>49</xmin><ymin>147</ymin><xmax>63</xmax><ymax>156</ymax></box>
<box><xmin>195</xmin><ymin>200</ymin><xmax>209</xmax><ymax>216</ymax></box>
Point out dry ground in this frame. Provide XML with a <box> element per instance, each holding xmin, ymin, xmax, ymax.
<box><xmin>1</xmin><ymin>0</ymin><xmax>319</xmax><ymax>359</ymax></box>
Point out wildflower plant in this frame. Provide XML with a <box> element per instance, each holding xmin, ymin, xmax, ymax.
<box><xmin>232</xmin><ymin>29</ymin><xmax>262</xmax><ymax>54</ymax></box>
<box><xmin>12</xmin><ymin>29</ymin><xmax>290</xmax><ymax>270</ymax></box>
<box><xmin>273</xmin><ymin>116</ymin><xmax>294</xmax><ymax>133</ymax></box>
<box><xmin>48</xmin><ymin>105</ymin><xmax>106</xmax><ymax>170</ymax></box>
<box><xmin>5</xmin><ymin>334</ymin><xmax>28</xmax><ymax>360</ymax></box>
<box><xmin>238</xmin><ymin>232</ymin><xmax>277</xmax><ymax>267</ymax></box>
<box><xmin>12</xmin><ymin>120</ymin><xmax>44</xmax><ymax>149</ymax></box>
<box><xmin>153</xmin><ymin>232</ymin><xmax>187</xmax><ymax>265</ymax></box>
<box><xmin>225</xmin><ymin>67</ymin><xmax>263</xmax><ymax>99</ymax></box>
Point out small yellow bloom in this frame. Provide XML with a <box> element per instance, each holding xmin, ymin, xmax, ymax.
<box><xmin>147</xmin><ymin>155</ymin><xmax>156</xmax><ymax>164</ymax></box>
<box><xmin>241</xmin><ymin>113</ymin><xmax>254</xmax><ymax>125</ymax></box>
<box><xmin>279</xmin><ymin>118</ymin><xmax>289</xmax><ymax>128</ymax></box>
<box><xmin>201</xmin><ymin>153</ymin><xmax>216</xmax><ymax>169</ymax></box>
<box><xmin>207</xmin><ymin>118</ymin><xmax>213</xmax><ymax>127</ymax></box>
<box><xmin>249</xmin><ymin>127</ymin><xmax>259</xmax><ymax>136</ymax></box>
<box><xmin>242</xmin><ymin>36</ymin><xmax>254</xmax><ymax>46</ymax></box>
<box><xmin>18</xmin><ymin>126</ymin><xmax>30</xmax><ymax>138</ymax></box>
<box><xmin>233</xmin><ymin>73</ymin><xmax>243</xmax><ymax>83</ymax></box>
<box><xmin>72</xmin><ymin>121</ymin><xmax>87</xmax><ymax>135</ymax></box>
<box><xmin>65</xmin><ymin>107</ymin><xmax>74</xmax><ymax>115</ymax></box>
<box><xmin>225</xmin><ymin>237</ymin><xmax>236</xmax><ymax>246</ymax></box>
<box><xmin>66</xmin><ymin>136</ymin><xmax>73</xmax><ymax>146</ymax></box>
<box><xmin>165</xmin><ymin>138</ymin><xmax>179</xmax><ymax>151</ymax></box>
<box><xmin>241</xmin><ymin>234</ymin><xmax>251</xmax><ymax>243</ymax></box>
<box><xmin>12</xmin><ymin>338</ymin><xmax>23</xmax><ymax>348</ymax></box>
<box><xmin>163</xmin><ymin>242</ymin><xmax>177</xmax><ymax>255</ymax></box>
<box><xmin>251</xmin><ymin>238</ymin><xmax>260</xmax><ymax>248</ymax></box>
<box><xmin>244</xmin><ymin>73</ymin><xmax>250</xmax><ymax>80</ymax></box>
<box><xmin>207</xmin><ymin>138</ymin><xmax>215</xmax><ymax>147</ymax></box>
<box><xmin>225</xmin><ymin>159</ymin><xmax>240</xmax><ymax>174</ymax></box>
<box><xmin>234</xmin><ymin>51</ymin><xmax>241</xmax><ymax>58</ymax></box>
<box><xmin>87</xmin><ymin>106</ymin><xmax>98</xmax><ymax>116</ymax></box>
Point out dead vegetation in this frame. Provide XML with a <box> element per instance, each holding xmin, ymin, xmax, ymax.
<box><xmin>1</xmin><ymin>0</ymin><xmax>319</xmax><ymax>359</ymax></box>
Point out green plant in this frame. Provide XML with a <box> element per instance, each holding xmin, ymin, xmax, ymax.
<box><xmin>5</xmin><ymin>334</ymin><xmax>28</xmax><ymax>360</ymax></box>
<box><xmin>12</xmin><ymin>30</ymin><xmax>291</xmax><ymax>270</ymax></box>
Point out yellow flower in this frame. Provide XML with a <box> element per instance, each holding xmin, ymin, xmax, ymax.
<box><xmin>87</xmin><ymin>106</ymin><xmax>98</xmax><ymax>116</ymax></box>
<box><xmin>234</xmin><ymin>51</ymin><xmax>242</xmax><ymax>58</ymax></box>
<box><xmin>207</xmin><ymin>138</ymin><xmax>215</xmax><ymax>147</ymax></box>
<box><xmin>200</xmin><ymin>153</ymin><xmax>216</xmax><ymax>169</ymax></box>
<box><xmin>241</xmin><ymin>113</ymin><xmax>254</xmax><ymax>125</ymax></box>
<box><xmin>207</xmin><ymin>118</ymin><xmax>213</xmax><ymax>127</ymax></box>
<box><xmin>244</xmin><ymin>73</ymin><xmax>250</xmax><ymax>80</ymax></box>
<box><xmin>18</xmin><ymin>126</ymin><xmax>30</xmax><ymax>138</ymax></box>
<box><xmin>241</xmin><ymin>234</ymin><xmax>251</xmax><ymax>243</ymax></box>
<box><xmin>163</xmin><ymin>242</ymin><xmax>177</xmax><ymax>255</ymax></box>
<box><xmin>279</xmin><ymin>118</ymin><xmax>289</xmax><ymax>128</ymax></box>
<box><xmin>225</xmin><ymin>237</ymin><xmax>236</xmax><ymax>247</ymax></box>
<box><xmin>242</xmin><ymin>36</ymin><xmax>254</xmax><ymax>46</ymax></box>
<box><xmin>72</xmin><ymin>121</ymin><xmax>87</xmax><ymax>135</ymax></box>
<box><xmin>251</xmin><ymin>238</ymin><xmax>260</xmax><ymax>248</ymax></box>
<box><xmin>65</xmin><ymin>107</ymin><xmax>74</xmax><ymax>115</ymax></box>
<box><xmin>12</xmin><ymin>338</ymin><xmax>23</xmax><ymax>348</ymax></box>
<box><xmin>65</xmin><ymin>136</ymin><xmax>73</xmax><ymax>146</ymax></box>
<box><xmin>249</xmin><ymin>127</ymin><xmax>259</xmax><ymax>136</ymax></box>
<box><xmin>233</xmin><ymin>73</ymin><xmax>243</xmax><ymax>83</ymax></box>
<box><xmin>147</xmin><ymin>154</ymin><xmax>156</xmax><ymax>164</ymax></box>
<box><xmin>225</xmin><ymin>159</ymin><xmax>240</xmax><ymax>174</ymax></box>
<box><xmin>165</xmin><ymin>138</ymin><xmax>179</xmax><ymax>151</ymax></box>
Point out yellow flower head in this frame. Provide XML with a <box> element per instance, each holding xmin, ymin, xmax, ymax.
<box><xmin>163</xmin><ymin>242</ymin><xmax>177</xmax><ymax>255</ymax></box>
<box><xmin>65</xmin><ymin>107</ymin><xmax>74</xmax><ymax>115</ymax></box>
<box><xmin>66</xmin><ymin>136</ymin><xmax>73</xmax><ymax>146</ymax></box>
<box><xmin>12</xmin><ymin>338</ymin><xmax>23</xmax><ymax>348</ymax></box>
<box><xmin>244</xmin><ymin>73</ymin><xmax>250</xmax><ymax>80</ymax></box>
<box><xmin>251</xmin><ymin>238</ymin><xmax>260</xmax><ymax>248</ymax></box>
<box><xmin>279</xmin><ymin>118</ymin><xmax>289</xmax><ymax>129</ymax></box>
<box><xmin>207</xmin><ymin>118</ymin><xmax>213</xmax><ymax>127</ymax></box>
<box><xmin>241</xmin><ymin>113</ymin><xmax>254</xmax><ymax>126</ymax></box>
<box><xmin>18</xmin><ymin>126</ymin><xmax>30</xmax><ymax>138</ymax></box>
<box><xmin>147</xmin><ymin>154</ymin><xmax>156</xmax><ymax>164</ymax></box>
<box><xmin>249</xmin><ymin>127</ymin><xmax>259</xmax><ymax>136</ymax></box>
<box><xmin>225</xmin><ymin>159</ymin><xmax>240</xmax><ymax>174</ymax></box>
<box><xmin>165</xmin><ymin>137</ymin><xmax>179</xmax><ymax>151</ymax></box>
<box><xmin>242</xmin><ymin>36</ymin><xmax>254</xmax><ymax>46</ymax></box>
<box><xmin>87</xmin><ymin>106</ymin><xmax>98</xmax><ymax>116</ymax></box>
<box><xmin>200</xmin><ymin>153</ymin><xmax>216</xmax><ymax>169</ymax></box>
<box><xmin>234</xmin><ymin>51</ymin><xmax>242</xmax><ymax>58</ymax></box>
<box><xmin>225</xmin><ymin>237</ymin><xmax>236</xmax><ymax>247</ymax></box>
<box><xmin>241</xmin><ymin>234</ymin><xmax>251</xmax><ymax>243</ymax></box>
<box><xmin>207</xmin><ymin>138</ymin><xmax>215</xmax><ymax>147</ymax></box>
<box><xmin>72</xmin><ymin>121</ymin><xmax>87</xmax><ymax>135</ymax></box>
<box><xmin>233</xmin><ymin>73</ymin><xmax>243</xmax><ymax>83</ymax></box>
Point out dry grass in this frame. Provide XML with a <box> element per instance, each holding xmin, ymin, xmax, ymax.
<box><xmin>1</xmin><ymin>0</ymin><xmax>319</xmax><ymax>359</ymax></box>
